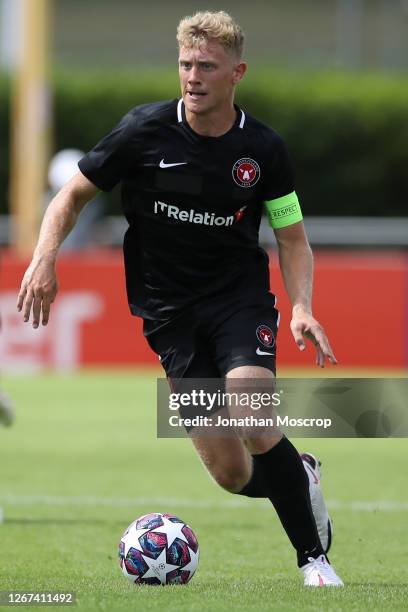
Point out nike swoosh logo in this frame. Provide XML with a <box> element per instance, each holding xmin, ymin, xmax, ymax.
<box><xmin>159</xmin><ymin>159</ymin><xmax>188</xmax><ymax>169</ymax></box>
<box><xmin>256</xmin><ymin>347</ymin><xmax>275</xmax><ymax>356</ymax></box>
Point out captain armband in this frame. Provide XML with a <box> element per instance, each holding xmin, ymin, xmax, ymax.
<box><xmin>264</xmin><ymin>191</ymin><xmax>303</xmax><ymax>229</ymax></box>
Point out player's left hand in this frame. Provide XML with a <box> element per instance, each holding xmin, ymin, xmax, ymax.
<box><xmin>290</xmin><ymin>309</ymin><xmax>337</xmax><ymax>367</ymax></box>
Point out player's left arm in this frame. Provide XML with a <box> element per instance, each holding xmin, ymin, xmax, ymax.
<box><xmin>273</xmin><ymin>221</ymin><xmax>337</xmax><ymax>367</ymax></box>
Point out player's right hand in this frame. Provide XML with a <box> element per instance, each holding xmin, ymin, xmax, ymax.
<box><xmin>17</xmin><ymin>257</ymin><xmax>58</xmax><ymax>328</ymax></box>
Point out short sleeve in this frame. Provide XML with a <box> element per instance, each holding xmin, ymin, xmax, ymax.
<box><xmin>262</xmin><ymin>134</ymin><xmax>295</xmax><ymax>201</ymax></box>
<box><xmin>78</xmin><ymin>111</ymin><xmax>136</xmax><ymax>192</ymax></box>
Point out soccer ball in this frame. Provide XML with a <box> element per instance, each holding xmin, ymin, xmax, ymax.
<box><xmin>118</xmin><ymin>512</ymin><xmax>199</xmax><ymax>585</ymax></box>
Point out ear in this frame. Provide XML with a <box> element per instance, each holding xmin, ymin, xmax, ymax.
<box><xmin>232</xmin><ymin>61</ymin><xmax>247</xmax><ymax>85</ymax></box>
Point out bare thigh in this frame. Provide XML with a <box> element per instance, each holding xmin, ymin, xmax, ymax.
<box><xmin>226</xmin><ymin>365</ymin><xmax>283</xmax><ymax>455</ymax></box>
<box><xmin>190</xmin><ymin>365</ymin><xmax>282</xmax><ymax>492</ymax></box>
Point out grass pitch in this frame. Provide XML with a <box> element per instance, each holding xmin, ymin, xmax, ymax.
<box><xmin>1</xmin><ymin>370</ymin><xmax>407</xmax><ymax>611</ymax></box>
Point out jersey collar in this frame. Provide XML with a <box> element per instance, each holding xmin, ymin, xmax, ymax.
<box><xmin>177</xmin><ymin>98</ymin><xmax>246</xmax><ymax>131</ymax></box>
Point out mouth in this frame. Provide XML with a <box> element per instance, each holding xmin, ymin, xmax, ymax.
<box><xmin>186</xmin><ymin>91</ymin><xmax>207</xmax><ymax>100</ymax></box>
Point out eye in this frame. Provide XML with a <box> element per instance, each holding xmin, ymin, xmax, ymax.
<box><xmin>180</xmin><ymin>61</ymin><xmax>191</xmax><ymax>70</ymax></box>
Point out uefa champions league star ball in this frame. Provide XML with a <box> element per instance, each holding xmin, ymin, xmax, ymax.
<box><xmin>119</xmin><ymin>512</ymin><xmax>199</xmax><ymax>585</ymax></box>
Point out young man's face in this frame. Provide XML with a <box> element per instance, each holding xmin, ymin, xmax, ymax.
<box><xmin>178</xmin><ymin>40</ymin><xmax>246</xmax><ymax>116</ymax></box>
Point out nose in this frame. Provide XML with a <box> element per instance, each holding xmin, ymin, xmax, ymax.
<box><xmin>187</xmin><ymin>65</ymin><xmax>201</xmax><ymax>85</ymax></box>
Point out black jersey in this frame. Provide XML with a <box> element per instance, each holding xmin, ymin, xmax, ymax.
<box><xmin>78</xmin><ymin>99</ymin><xmax>294</xmax><ymax>321</ymax></box>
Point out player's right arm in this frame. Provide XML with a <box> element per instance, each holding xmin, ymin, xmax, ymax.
<box><xmin>17</xmin><ymin>171</ymin><xmax>99</xmax><ymax>328</ymax></box>
<box><xmin>18</xmin><ymin>107</ymin><xmax>138</xmax><ymax>327</ymax></box>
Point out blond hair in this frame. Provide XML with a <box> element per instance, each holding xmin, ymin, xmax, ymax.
<box><xmin>177</xmin><ymin>11</ymin><xmax>244</xmax><ymax>59</ymax></box>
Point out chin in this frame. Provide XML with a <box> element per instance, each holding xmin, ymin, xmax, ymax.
<box><xmin>184</xmin><ymin>97</ymin><xmax>211</xmax><ymax>115</ymax></box>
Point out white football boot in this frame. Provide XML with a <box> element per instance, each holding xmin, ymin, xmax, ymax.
<box><xmin>301</xmin><ymin>554</ymin><xmax>344</xmax><ymax>587</ymax></box>
<box><xmin>301</xmin><ymin>452</ymin><xmax>333</xmax><ymax>554</ymax></box>
<box><xmin>0</xmin><ymin>391</ymin><xmax>15</xmax><ymax>427</ymax></box>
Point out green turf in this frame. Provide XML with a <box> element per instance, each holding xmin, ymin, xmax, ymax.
<box><xmin>1</xmin><ymin>371</ymin><xmax>407</xmax><ymax>611</ymax></box>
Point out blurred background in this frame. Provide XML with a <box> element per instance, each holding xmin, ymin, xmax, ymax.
<box><xmin>0</xmin><ymin>0</ymin><xmax>407</xmax><ymax>373</ymax></box>
<box><xmin>1</xmin><ymin>6</ymin><xmax>406</xmax><ymax>599</ymax></box>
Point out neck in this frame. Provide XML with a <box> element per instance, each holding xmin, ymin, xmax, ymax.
<box><xmin>185</xmin><ymin>104</ymin><xmax>237</xmax><ymax>137</ymax></box>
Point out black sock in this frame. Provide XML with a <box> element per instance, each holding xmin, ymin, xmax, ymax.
<box><xmin>239</xmin><ymin>437</ymin><xmax>324</xmax><ymax>567</ymax></box>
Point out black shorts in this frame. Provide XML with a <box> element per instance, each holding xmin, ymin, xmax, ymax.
<box><xmin>143</xmin><ymin>291</ymin><xmax>279</xmax><ymax>380</ymax></box>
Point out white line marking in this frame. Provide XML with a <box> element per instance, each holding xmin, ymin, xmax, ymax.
<box><xmin>327</xmin><ymin>500</ymin><xmax>408</xmax><ymax>512</ymax></box>
<box><xmin>1</xmin><ymin>495</ymin><xmax>408</xmax><ymax>511</ymax></box>
<box><xmin>0</xmin><ymin>495</ymin><xmax>246</xmax><ymax>509</ymax></box>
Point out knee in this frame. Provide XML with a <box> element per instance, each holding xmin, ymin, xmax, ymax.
<box><xmin>211</xmin><ymin>465</ymin><xmax>249</xmax><ymax>493</ymax></box>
